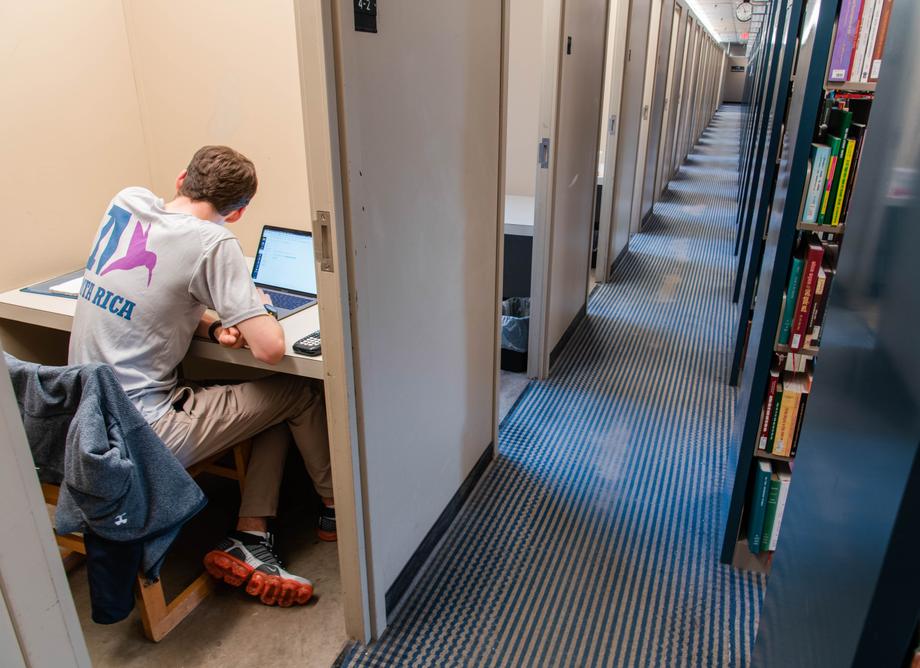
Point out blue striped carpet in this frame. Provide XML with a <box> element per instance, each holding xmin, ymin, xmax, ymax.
<box><xmin>343</xmin><ymin>107</ymin><xmax>764</xmax><ymax>667</ymax></box>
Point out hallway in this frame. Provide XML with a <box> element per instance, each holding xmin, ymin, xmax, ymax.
<box><xmin>344</xmin><ymin>106</ymin><xmax>764</xmax><ymax>667</ymax></box>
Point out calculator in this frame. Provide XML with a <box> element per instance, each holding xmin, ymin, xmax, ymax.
<box><xmin>293</xmin><ymin>330</ymin><xmax>322</xmax><ymax>356</ymax></box>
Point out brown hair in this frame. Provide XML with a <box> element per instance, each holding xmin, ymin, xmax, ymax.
<box><xmin>179</xmin><ymin>146</ymin><xmax>258</xmax><ymax>215</ymax></box>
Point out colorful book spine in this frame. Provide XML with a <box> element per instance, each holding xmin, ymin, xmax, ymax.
<box><xmin>828</xmin><ymin>0</ymin><xmax>865</xmax><ymax>81</ymax></box>
<box><xmin>805</xmin><ymin>267</ymin><xmax>828</xmax><ymax>348</ymax></box>
<box><xmin>809</xmin><ymin>267</ymin><xmax>835</xmax><ymax>347</ymax></box>
<box><xmin>789</xmin><ymin>388</ymin><xmax>810</xmax><ymax>458</ymax></box>
<box><xmin>831</xmin><ymin>139</ymin><xmax>857</xmax><ymax>226</ymax></box>
<box><xmin>850</xmin><ymin>0</ymin><xmax>877</xmax><ymax>83</ymax></box>
<box><xmin>869</xmin><ymin>0</ymin><xmax>893</xmax><ymax>81</ymax></box>
<box><xmin>842</xmin><ymin>123</ymin><xmax>867</xmax><ymax>221</ymax></box>
<box><xmin>816</xmin><ymin>135</ymin><xmax>842</xmax><ymax>225</ymax></box>
<box><xmin>773</xmin><ymin>382</ymin><xmax>803</xmax><ymax>457</ymax></box>
<box><xmin>761</xmin><ymin>474</ymin><xmax>783</xmax><ymax>551</ymax></box>
<box><xmin>768</xmin><ymin>467</ymin><xmax>793</xmax><ymax>551</ymax></box>
<box><xmin>858</xmin><ymin>0</ymin><xmax>885</xmax><ymax>82</ymax></box>
<box><xmin>748</xmin><ymin>461</ymin><xmax>773</xmax><ymax>554</ymax></box>
<box><xmin>779</xmin><ymin>257</ymin><xmax>805</xmax><ymax>345</ymax></box>
<box><xmin>790</xmin><ymin>244</ymin><xmax>826</xmax><ymax>350</ymax></box>
<box><xmin>759</xmin><ymin>370</ymin><xmax>780</xmax><ymax>450</ymax></box>
<box><xmin>803</xmin><ymin>144</ymin><xmax>832</xmax><ymax>223</ymax></box>
<box><xmin>766</xmin><ymin>383</ymin><xmax>784</xmax><ymax>453</ymax></box>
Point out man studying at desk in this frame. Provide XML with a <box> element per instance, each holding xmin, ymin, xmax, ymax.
<box><xmin>69</xmin><ymin>145</ymin><xmax>334</xmax><ymax>607</ymax></box>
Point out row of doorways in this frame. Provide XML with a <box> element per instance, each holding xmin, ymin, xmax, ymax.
<box><xmin>501</xmin><ymin>0</ymin><xmax>727</xmax><ymax>380</ymax></box>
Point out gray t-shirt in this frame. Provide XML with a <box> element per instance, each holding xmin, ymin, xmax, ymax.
<box><xmin>69</xmin><ymin>187</ymin><xmax>265</xmax><ymax>422</ymax></box>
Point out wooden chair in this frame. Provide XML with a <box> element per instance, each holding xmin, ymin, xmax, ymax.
<box><xmin>43</xmin><ymin>439</ymin><xmax>251</xmax><ymax>642</ymax></box>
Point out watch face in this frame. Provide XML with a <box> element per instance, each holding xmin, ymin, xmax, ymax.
<box><xmin>736</xmin><ymin>1</ymin><xmax>753</xmax><ymax>22</ymax></box>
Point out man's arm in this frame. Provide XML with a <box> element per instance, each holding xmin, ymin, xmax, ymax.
<box><xmin>197</xmin><ymin>310</ymin><xmax>285</xmax><ymax>365</ymax></box>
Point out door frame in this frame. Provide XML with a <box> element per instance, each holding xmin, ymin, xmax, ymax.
<box><xmin>293</xmin><ymin>0</ymin><xmax>372</xmax><ymax>641</ymax></box>
<box><xmin>527</xmin><ymin>0</ymin><xmax>564</xmax><ymax>378</ymax></box>
<box><xmin>593</xmin><ymin>0</ymin><xmax>632</xmax><ymax>284</ymax></box>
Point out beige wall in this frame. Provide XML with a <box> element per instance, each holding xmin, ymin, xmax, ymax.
<box><xmin>0</xmin><ymin>0</ymin><xmax>151</xmax><ymax>293</ymax></box>
<box><xmin>0</xmin><ymin>0</ymin><xmax>311</xmax><ymax>305</ymax></box>
<box><xmin>504</xmin><ymin>0</ymin><xmax>544</xmax><ymax>197</ymax></box>
<box><xmin>123</xmin><ymin>0</ymin><xmax>312</xmax><ymax>254</ymax></box>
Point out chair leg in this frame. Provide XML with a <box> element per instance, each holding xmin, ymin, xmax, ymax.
<box><xmin>137</xmin><ymin>574</ymin><xmax>215</xmax><ymax>642</ymax></box>
<box><xmin>233</xmin><ymin>439</ymin><xmax>251</xmax><ymax>494</ymax></box>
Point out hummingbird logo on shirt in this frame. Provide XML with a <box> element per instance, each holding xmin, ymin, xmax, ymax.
<box><xmin>87</xmin><ymin>205</ymin><xmax>158</xmax><ymax>286</ymax></box>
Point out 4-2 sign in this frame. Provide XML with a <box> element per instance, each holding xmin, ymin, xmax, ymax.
<box><xmin>355</xmin><ymin>0</ymin><xmax>377</xmax><ymax>33</ymax></box>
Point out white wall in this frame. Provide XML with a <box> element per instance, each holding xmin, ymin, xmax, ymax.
<box><xmin>505</xmin><ymin>0</ymin><xmax>544</xmax><ymax>197</ymax></box>
<box><xmin>333</xmin><ymin>0</ymin><xmax>501</xmax><ymax>632</ymax></box>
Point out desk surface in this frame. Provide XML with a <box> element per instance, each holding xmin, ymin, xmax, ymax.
<box><xmin>0</xmin><ymin>268</ymin><xmax>324</xmax><ymax>380</ymax></box>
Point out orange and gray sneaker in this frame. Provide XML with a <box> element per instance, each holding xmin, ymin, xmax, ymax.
<box><xmin>317</xmin><ymin>505</ymin><xmax>337</xmax><ymax>542</ymax></box>
<box><xmin>203</xmin><ymin>531</ymin><xmax>313</xmax><ymax>606</ymax></box>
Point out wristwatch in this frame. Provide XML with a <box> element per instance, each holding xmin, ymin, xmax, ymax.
<box><xmin>207</xmin><ymin>320</ymin><xmax>222</xmax><ymax>342</ymax></box>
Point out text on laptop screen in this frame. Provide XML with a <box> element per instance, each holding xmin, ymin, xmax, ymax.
<box><xmin>252</xmin><ymin>228</ymin><xmax>317</xmax><ymax>295</ymax></box>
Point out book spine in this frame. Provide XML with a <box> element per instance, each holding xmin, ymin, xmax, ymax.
<box><xmin>828</xmin><ymin>0</ymin><xmax>864</xmax><ymax>81</ymax></box>
<box><xmin>803</xmin><ymin>145</ymin><xmax>831</xmax><ymax>223</ymax></box>
<box><xmin>759</xmin><ymin>374</ymin><xmax>780</xmax><ymax>449</ymax></box>
<box><xmin>809</xmin><ymin>269</ymin><xmax>835</xmax><ymax>347</ymax></box>
<box><xmin>816</xmin><ymin>136</ymin><xmax>842</xmax><ymax>225</ymax></box>
<box><xmin>774</xmin><ymin>389</ymin><xmax>802</xmax><ymax>457</ymax></box>
<box><xmin>761</xmin><ymin>476</ymin><xmax>782</xmax><ymax>551</ymax></box>
<box><xmin>768</xmin><ymin>474</ymin><xmax>792</xmax><ymax>551</ymax></box>
<box><xmin>869</xmin><ymin>0</ymin><xmax>893</xmax><ymax>81</ymax></box>
<box><xmin>767</xmin><ymin>385</ymin><xmax>784</xmax><ymax>453</ymax></box>
<box><xmin>748</xmin><ymin>463</ymin><xmax>772</xmax><ymax>554</ymax></box>
<box><xmin>789</xmin><ymin>391</ymin><xmax>809</xmax><ymax>458</ymax></box>
<box><xmin>850</xmin><ymin>0</ymin><xmax>877</xmax><ymax>83</ymax></box>
<box><xmin>805</xmin><ymin>268</ymin><xmax>827</xmax><ymax>348</ymax></box>
<box><xmin>831</xmin><ymin>140</ymin><xmax>857</xmax><ymax>226</ymax></box>
<box><xmin>779</xmin><ymin>257</ymin><xmax>805</xmax><ymax>345</ymax></box>
<box><xmin>859</xmin><ymin>0</ymin><xmax>885</xmax><ymax>82</ymax></box>
<box><xmin>842</xmin><ymin>126</ymin><xmax>867</xmax><ymax>221</ymax></box>
<box><xmin>790</xmin><ymin>246</ymin><xmax>825</xmax><ymax>351</ymax></box>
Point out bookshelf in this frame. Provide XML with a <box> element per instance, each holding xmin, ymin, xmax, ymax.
<box><xmin>728</xmin><ymin>0</ymin><xmax>805</xmax><ymax>387</ymax></box>
<box><xmin>721</xmin><ymin>0</ymin><xmax>895</xmax><ymax>569</ymax></box>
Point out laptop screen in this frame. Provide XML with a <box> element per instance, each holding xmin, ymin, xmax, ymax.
<box><xmin>252</xmin><ymin>227</ymin><xmax>317</xmax><ymax>295</ymax></box>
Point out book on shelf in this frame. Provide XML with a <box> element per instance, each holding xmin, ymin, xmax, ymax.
<box><xmin>841</xmin><ymin>122</ymin><xmax>867</xmax><ymax>221</ymax></box>
<box><xmin>767</xmin><ymin>464</ymin><xmax>792</xmax><ymax>551</ymax></box>
<box><xmin>807</xmin><ymin>265</ymin><xmax>836</xmax><ymax>348</ymax></box>
<box><xmin>868</xmin><ymin>0</ymin><xmax>893</xmax><ymax>81</ymax></box>
<box><xmin>789</xmin><ymin>384</ymin><xmax>811</xmax><ymax>458</ymax></box>
<box><xmin>828</xmin><ymin>0</ymin><xmax>865</xmax><ymax>82</ymax></box>
<box><xmin>761</xmin><ymin>472</ymin><xmax>783</xmax><ymax>551</ymax></box>
<box><xmin>778</xmin><ymin>257</ymin><xmax>804</xmax><ymax>346</ymax></box>
<box><xmin>759</xmin><ymin>368</ymin><xmax>781</xmax><ymax>450</ymax></box>
<box><xmin>831</xmin><ymin>138</ymin><xmax>857</xmax><ymax>226</ymax></box>
<box><xmin>748</xmin><ymin>460</ymin><xmax>773</xmax><ymax>554</ymax></box>
<box><xmin>772</xmin><ymin>374</ymin><xmax>811</xmax><ymax>457</ymax></box>
<box><xmin>823</xmin><ymin>109</ymin><xmax>853</xmax><ymax>224</ymax></box>
<box><xmin>766</xmin><ymin>380</ymin><xmax>784</xmax><ymax>453</ymax></box>
<box><xmin>802</xmin><ymin>144</ymin><xmax>832</xmax><ymax>223</ymax></box>
<box><xmin>816</xmin><ymin>134</ymin><xmax>842</xmax><ymax>225</ymax></box>
<box><xmin>857</xmin><ymin>0</ymin><xmax>885</xmax><ymax>82</ymax></box>
<box><xmin>790</xmin><ymin>242</ymin><xmax>825</xmax><ymax>351</ymax></box>
<box><xmin>850</xmin><ymin>0</ymin><xmax>877</xmax><ymax>85</ymax></box>
<box><xmin>804</xmin><ymin>266</ymin><xmax>828</xmax><ymax>347</ymax></box>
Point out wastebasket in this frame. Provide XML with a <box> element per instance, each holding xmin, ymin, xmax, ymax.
<box><xmin>500</xmin><ymin>297</ymin><xmax>529</xmax><ymax>372</ymax></box>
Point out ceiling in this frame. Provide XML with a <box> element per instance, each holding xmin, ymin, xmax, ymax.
<box><xmin>690</xmin><ymin>1</ymin><xmax>771</xmax><ymax>44</ymax></box>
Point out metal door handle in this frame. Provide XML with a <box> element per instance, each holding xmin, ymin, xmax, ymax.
<box><xmin>314</xmin><ymin>211</ymin><xmax>334</xmax><ymax>273</ymax></box>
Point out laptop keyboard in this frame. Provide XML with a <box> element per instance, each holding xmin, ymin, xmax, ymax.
<box><xmin>264</xmin><ymin>290</ymin><xmax>312</xmax><ymax>310</ymax></box>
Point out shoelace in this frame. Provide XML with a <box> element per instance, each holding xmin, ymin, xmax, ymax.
<box><xmin>249</xmin><ymin>532</ymin><xmax>284</xmax><ymax>568</ymax></box>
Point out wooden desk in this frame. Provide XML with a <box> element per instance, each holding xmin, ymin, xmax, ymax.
<box><xmin>0</xmin><ymin>269</ymin><xmax>324</xmax><ymax>379</ymax></box>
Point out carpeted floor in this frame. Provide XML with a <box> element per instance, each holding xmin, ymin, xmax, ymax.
<box><xmin>343</xmin><ymin>107</ymin><xmax>764</xmax><ymax>667</ymax></box>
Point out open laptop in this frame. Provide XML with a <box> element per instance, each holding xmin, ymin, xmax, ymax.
<box><xmin>251</xmin><ymin>225</ymin><xmax>317</xmax><ymax>319</ymax></box>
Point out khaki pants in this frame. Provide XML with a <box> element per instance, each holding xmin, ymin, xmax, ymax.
<box><xmin>151</xmin><ymin>374</ymin><xmax>333</xmax><ymax>518</ymax></box>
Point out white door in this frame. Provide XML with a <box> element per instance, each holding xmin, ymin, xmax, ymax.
<box><xmin>594</xmin><ymin>0</ymin><xmax>632</xmax><ymax>284</ymax></box>
<box><xmin>529</xmin><ymin>0</ymin><xmax>610</xmax><ymax>377</ymax></box>
<box><xmin>629</xmin><ymin>0</ymin><xmax>665</xmax><ymax>235</ymax></box>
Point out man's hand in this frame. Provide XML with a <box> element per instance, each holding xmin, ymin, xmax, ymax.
<box><xmin>216</xmin><ymin>325</ymin><xmax>246</xmax><ymax>349</ymax></box>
